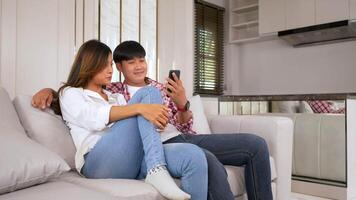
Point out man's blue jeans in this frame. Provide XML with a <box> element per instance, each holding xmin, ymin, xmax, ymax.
<box><xmin>165</xmin><ymin>133</ymin><xmax>273</xmax><ymax>200</ymax></box>
<box><xmin>81</xmin><ymin>87</ymin><xmax>208</xmax><ymax>200</ymax></box>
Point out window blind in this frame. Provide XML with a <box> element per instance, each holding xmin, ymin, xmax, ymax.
<box><xmin>194</xmin><ymin>0</ymin><xmax>225</xmax><ymax>96</ymax></box>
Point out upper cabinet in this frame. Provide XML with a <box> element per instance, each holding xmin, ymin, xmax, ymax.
<box><xmin>351</xmin><ymin>0</ymin><xmax>356</xmax><ymax>19</ymax></box>
<box><xmin>286</xmin><ymin>0</ymin><xmax>315</xmax><ymax>29</ymax></box>
<box><xmin>235</xmin><ymin>0</ymin><xmax>356</xmax><ymax>42</ymax></box>
<box><xmin>315</xmin><ymin>0</ymin><xmax>349</xmax><ymax>24</ymax></box>
<box><xmin>259</xmin><ymin>0</ymin><xmax>285</xmax><ymax>34</ymax></box>
<box><xmin>229</xmin><ymin>0</ymin><xmax>259</xmax><ymax>43</ymax></box>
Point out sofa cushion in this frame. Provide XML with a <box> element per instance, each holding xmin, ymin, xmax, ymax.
<box><xmin>0</xmin><ymin>132</ymin><xmax>70</xmax><ymax>194</ymax></box>
<box><xmin>269</xmin><ymin>156</ymin><xmax>277</xmax><ymax>181</ymax></box>
<box><xmin>299</xmin><ymin>101</ymin><xmax>314</xmax><ymax>113</ymax></box>
<box><xmin>225</xmin><ymin>165</ymin><xmax>245</xmax><ymax>196</ymax></box>
<box><xmin>59</xmin><ymin>155</ymin><xmax>277</xmax><ymax>199</ymax></box>
<box><xmin>0</xmin><ymin>88</ymin><xmax>70</xmax><ymax>194</ymax></box>
<box><xmin>225</xmin><ymin>156</ymin><xmax>277</xmax><ymax>197</ymax></box>
<box><xmin>13</xmin><ymin>95</ymin><xmax>76</xmax><ymax>169</ymax></box>
<box><xmin>189</xmin><ymin>95</ymin><xmax>211</xmax><ymax>134</ymax></box>
<box><xmin>59</xmin><ymin>172</ymin><xmax>165</xmax><ymax>200</ymax></box>
<box><xmin>0</xmin><ymin>87</ymin><xmax>26</xmax><ymax>135</ymax></box>
<box><xmin>0</xmin><ymin>181</ymin><xmax>116</xmax><ymax>200</ymax></box>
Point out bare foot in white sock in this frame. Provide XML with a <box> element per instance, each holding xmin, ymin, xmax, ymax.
<box><xmin>145</xmin><ymin>166</ymin><xmax>191</xmax><ymax>200</ymax></box>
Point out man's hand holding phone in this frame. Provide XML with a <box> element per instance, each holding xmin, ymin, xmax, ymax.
<box><xmin>165</xmin><ymin>70</ymin><xmax>188</xmax><ymax>109</ymax></box>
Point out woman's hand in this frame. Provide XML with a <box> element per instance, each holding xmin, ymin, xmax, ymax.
<box><xmin>165</xmin><ymin>73</ymin><xmax>188</xmax><ymax>109</ymax></box>
<box><xmin>31</xmin><ymin>88</ymin><xmax>54</xmax><ymax>110</ymax></box>
<box><xmin>138</xmin><ymin>104</ymin><xmax>170</xmax><ymax>130</ymax></box>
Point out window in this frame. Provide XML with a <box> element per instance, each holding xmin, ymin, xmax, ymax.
<box><xmin>96</xmin><ymin>0</ymin><xmax>157</xmax><ymax>82</ymax></box>
<box><xmin>194</xmin><ymin>0</ymin><xmax>225</xmax><ymax>96</ymax></box>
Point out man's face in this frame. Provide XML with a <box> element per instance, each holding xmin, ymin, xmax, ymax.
<box><xmin>116</xmin><ymin>57</ymin><xmax>147</xmax><ymax>86</ymax></box>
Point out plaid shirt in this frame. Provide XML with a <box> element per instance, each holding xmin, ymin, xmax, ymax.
<box><xmin>307</xmin><ymin>100</ymin><xmax>345</xmax><ymax>114</ymax></box>
<box><xmin>106</xmin><ymin>78</ymin><xmax>196</xmax><ymax>134</ymax></box>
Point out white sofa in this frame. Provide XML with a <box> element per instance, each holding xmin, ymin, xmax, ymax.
<box><xmin>0</xmin><ymin>87</ymin><xmax>293</xmax><ymax>200</ymax></box>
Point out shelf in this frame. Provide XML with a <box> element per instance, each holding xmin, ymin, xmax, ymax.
<box><xmin>229</xmin><ymin>0</ymin><xmax>260</xmax><ymax>44</ymax></box>
<box><xmin>229</xmin><ymin>34</ymin><xmax>279</xmax><ymax>44</ymax></box>
<box><xmin>230</xmin><ymin>36</ymin><xmax>260</xmax><ymax>44</ymax></box>
<box><xmin>231</xmin><ymin>20</ymin><xmax>258</xmax><ymax>29</ymax></box>
<box><xmin>232</xmin><ymin>3</ymin><xmax>258</xmax><ymax>14</ymax></box>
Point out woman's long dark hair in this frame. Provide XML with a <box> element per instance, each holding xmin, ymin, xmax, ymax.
<box><xmin>51</xmin><ymin>40</ymin><xmax>112</xmax><ymax>115</ymax></box>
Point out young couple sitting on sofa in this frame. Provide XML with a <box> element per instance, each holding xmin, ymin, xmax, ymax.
<box><xmin>28</xmin><ymin>40</ymin><xmax>272</xmax><ymax>200</ymax></box>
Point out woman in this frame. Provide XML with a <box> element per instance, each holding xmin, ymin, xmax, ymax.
<box><xmin>52</xmin><ymin>40</ymin><xmax>208</xmax><ymax>200</ymax></box>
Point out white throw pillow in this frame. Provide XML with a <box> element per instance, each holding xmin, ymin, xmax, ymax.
<box><xmin>189</xmin><ymin>95</ymin><xmax>211</xmax><ymax>134</ymax></box>
<box><xmin>299</xmin><ymin>101</ymin><xmax>314</xmax><ymax>113</ymax></box>
<box><xmin>0</xmin><ymin>88</ymin><xmax>70</xmax><ymax>194</ymax></box>
<box><xmin>0</xmin><ymin>133</ymin><xmax>70</xmax><ymax>194</ymax></box>
<box><xmin>328</xmin><ymin>100</ymin><xmax>345</xmax><ymax>111</ymax></box>
<box><xmin>13</xmin><ymin>95</ymin><xmax>76</xmax><ymax>169</ymax></box>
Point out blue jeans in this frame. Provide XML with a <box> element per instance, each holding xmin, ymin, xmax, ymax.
<box><xmin>165</xmin><ymin>133</ymin><xmax>273</xmax><ymax>200</ymax></box>
<box><xmin>81</xmin><ymin>87</ymin><xmax>208</xmax><ymax>200</ymax></box>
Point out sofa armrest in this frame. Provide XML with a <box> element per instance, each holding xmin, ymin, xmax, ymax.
<box><xmin>208</xmin><ymin>115</ymin><xmax>293</xmax><ymax>200</ymax></box>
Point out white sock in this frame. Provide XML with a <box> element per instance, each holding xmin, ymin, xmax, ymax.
<box><xmin>145</xmin><ymin>166</ymin><xmax>191</xmax><ymax>200</ymax></box>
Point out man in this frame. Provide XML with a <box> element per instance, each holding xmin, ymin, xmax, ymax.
<box><xmin>32</xmin><ymin>41</ymin><xmax>272</xmax><ymax>200</ymax></box>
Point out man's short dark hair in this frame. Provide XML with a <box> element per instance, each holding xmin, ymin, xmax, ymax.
<box><xmin>113</xmin><ymin>41</ymin><xmax>146</xmax><ymax>63</ymax></box>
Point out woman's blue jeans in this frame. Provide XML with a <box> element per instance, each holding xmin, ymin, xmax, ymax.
<box><xmin>81</xmin><ymin>86</ymin><xmax>208</xmax><ymax>200</ymax></box>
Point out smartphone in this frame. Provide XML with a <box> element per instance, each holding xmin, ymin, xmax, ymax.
<box><xmin>168</xmin><ymin>70</ymin><xmax>180</xmax><ymax>93</ymax></box>
<box><xmin>169</xmin><ymin>70</ymin><xmax>180</xmax><ymax>81</ymax></box>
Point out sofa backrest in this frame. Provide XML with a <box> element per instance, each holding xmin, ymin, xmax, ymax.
<box><xmin>0</xmin><ymin>87</ymin><xmax>26</xmax><ymax>135</ymax></box>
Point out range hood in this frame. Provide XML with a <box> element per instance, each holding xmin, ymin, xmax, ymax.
<box><xmin>278</xmin><ymin>20</ymin><xmax>356</xmax><ymax>47</ymax></box>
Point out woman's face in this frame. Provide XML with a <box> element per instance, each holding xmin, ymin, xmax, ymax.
<box><xmin>91</xmin><ymin>54</ymin><xmax>113</xmax><ymax>86</ymax></box>
<box><xmin>116</xmin><ymin>57</ymin><xmax>147</xmax><ymax>86</ymax></box>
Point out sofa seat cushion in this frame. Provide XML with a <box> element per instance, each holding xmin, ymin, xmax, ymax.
<box><xmin>59</xmin><ymin>172</ymin><xmax>165</xmax><ymax>200</ymax></box>
<box><xmin>0</xmin><ymin>181</ymin><xmax>116</xmax><ymax>200</ymax></box>
<box><xmin>59</xmin><ymin>155</ymin><xmax>277</xmax><ymax>199</ymax></box>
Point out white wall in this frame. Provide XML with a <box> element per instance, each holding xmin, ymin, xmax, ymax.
<box><xmin>232</xmin><ymin>38</ymin><xmax>356</xmax><ymax>95</ymax></box>
<box><xmin>347</xmin><ymin>98</ymin><xmax>356</xmax><ymax>199</ymax></box>
<box><xmin>0</xmin><ymin>0</ymin><xmax>75</xmax><ymax>98</ymax></box>
<box><xmin>0</xmin><ymin>0</ymin><xmax>223</xmax><ymax>115</ymax></box>
<box><xmin>0</xmin><ymin>0</ymin><xmax>2</xmax><ymax>82</ymax></box>
<box><xmin>157</xmin><ymin>0</ymin><xmax>194</xmax><ymax>97</ymax></box>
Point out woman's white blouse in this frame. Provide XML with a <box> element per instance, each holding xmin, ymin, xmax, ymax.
<box><xmin>59</xmin><ymin>87</ymin><xmax>127</xmax><ymax>173</ymax></box>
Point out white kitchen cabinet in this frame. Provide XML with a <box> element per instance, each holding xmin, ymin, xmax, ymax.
<box><xmin>229</xmin><ymin>0</ymin><xmax>259</xmax><ymax>43</ymax></box>
<box><xmin>316</xmin><ymin>0</ymin><xmax>348</xmax><ymax>24</ymax></box>
<box><xmin>286</xmin><ymin>0</ymin><xmax>315</xmax><ymax>29</ymax></box>
<box><xmin>259</xmin><ymin>0</ymin><xmax>285</xmax><ymax>34</ymax></box>
<box><xmin>351</xmin><ymin>0</ymin><xmax>356</xmax><ymax>19</ymax></box>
